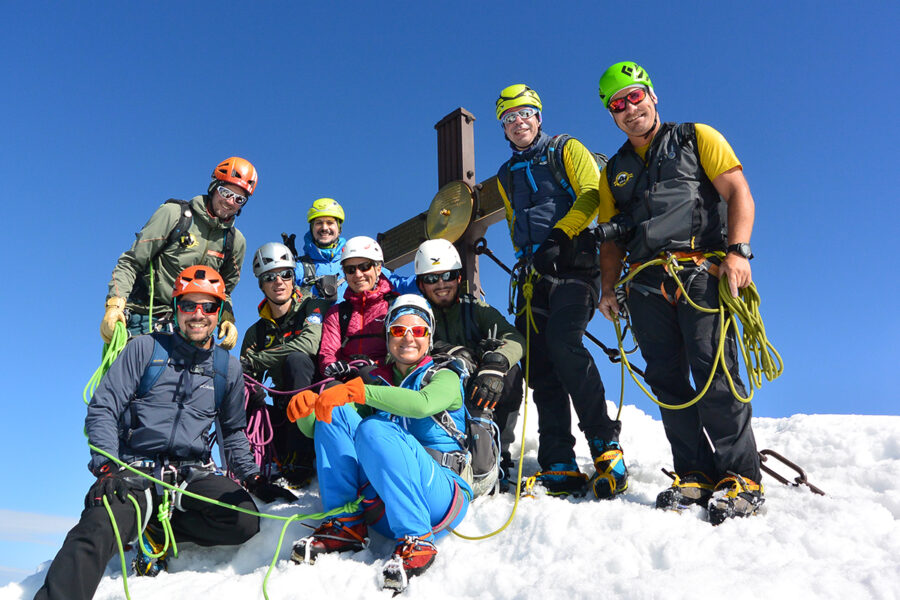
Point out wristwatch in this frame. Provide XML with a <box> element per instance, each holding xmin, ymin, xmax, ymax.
<box><xmin>726</xmin><ymin>243</ymin><xmax>754</xmax><ymax>260</ymax></box>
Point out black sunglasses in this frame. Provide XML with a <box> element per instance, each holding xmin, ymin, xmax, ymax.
<box><xmin>342</xmin><ymin>261</ymin><xmax>377</xmax><ymax>275</ymax></box>
<box><xmin>260</xmin><ymin>269</ymin><xmax>295</xmax><ymax>283</ymax></box>
<box><xmin>420</xmin><ymin>270</ymin><xmax>461</xmax><ymax>285</ymax></box>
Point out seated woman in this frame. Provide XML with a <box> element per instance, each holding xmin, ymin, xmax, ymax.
<box><xmin>286</xmin><ymin>294</ymin><xmax>472</xmax><ymax>591</ymax></box>
<box><xmin>317</xmin><ymin>236</ymin><xmax>401</xmax><ymax>378</ymax></box>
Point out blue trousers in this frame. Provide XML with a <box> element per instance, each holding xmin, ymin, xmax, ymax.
<box><xmin>314</xmin><ymin>406</ymin><xmax>468</xmax><ymax>541</ymax></box>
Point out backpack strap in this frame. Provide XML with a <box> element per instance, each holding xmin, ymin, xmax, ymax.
<box><xmin>136</xmin><ymin>333</ymin><xmax>174</xmax><ymax>398</ymax></box>
<box><xmin>547</xmin><ymin>134</ymin><xmax>575</xmax><ymax>200</ymax></box>
<box><xmin>212</xmin><ymin>345</ymin><xmax>229</xmax><ymax>410</ymax></box>
<box><xmin>298</xmin><ymin>256</ymin><xmax>318</xmax><ymax>285</ymax></box>
<box><xmin>338</xmin><ymin>291</ymin><xmax>400</xmax><ymax>348</ymax></box>
<box><xmin>458</xmin><ymin>295</ymin><xmax>481</xmax><ymax>349</ymax></box>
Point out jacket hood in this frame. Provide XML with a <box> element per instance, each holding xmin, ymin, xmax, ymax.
<box><xmin>303</xmin><ymin>231</ymin><xmax>346</xmax><ymax>264</ymax></box>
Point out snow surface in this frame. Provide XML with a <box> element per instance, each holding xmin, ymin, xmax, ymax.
<box><xmin>4</xmin><ymin>404</ymin><xmax>899</xmax><ymax>600</ymax></box>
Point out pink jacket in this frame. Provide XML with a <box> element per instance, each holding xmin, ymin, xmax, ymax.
<box><xmin>318</xmin><ymin>275</ymin><xmax>396</xmax><ymax>372</ymax></box>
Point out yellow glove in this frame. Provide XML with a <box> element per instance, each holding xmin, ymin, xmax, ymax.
<box><xmin>100</xmin><ymin>297</ymin><xmax>127</xmax><ymax>343</ymax></box>
<box><xmin>218</xmin><ymin>320</ymin><xmax>238</xmax><ymax>350</ymax></box>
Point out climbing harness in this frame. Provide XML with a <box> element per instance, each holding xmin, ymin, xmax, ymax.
<box><xmin>90</xmin><ymin>444</ymin><xmax>362</xmax><ymax>600</ymax></box>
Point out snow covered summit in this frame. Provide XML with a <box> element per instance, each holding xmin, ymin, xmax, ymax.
<box><xmin>5</xmin><ymin>406</ymin><xmax>899</xmax><ymax>600</ymax></box>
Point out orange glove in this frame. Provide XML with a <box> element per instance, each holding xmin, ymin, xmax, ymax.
<box><xmin>286</xmin><ymin>390</ymin><xmax>318</xmax><ymax>423</ymax></box>
<box><xmin>315</xmin><ymin>377</ymin><xmax>367</xmax><ymax>424</ymax></box>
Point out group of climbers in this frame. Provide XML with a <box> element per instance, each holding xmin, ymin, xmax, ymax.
<box><xmin>38</xmin><ymin>59</ymin><xmax>769</xmax><ymax>599</ymax></box>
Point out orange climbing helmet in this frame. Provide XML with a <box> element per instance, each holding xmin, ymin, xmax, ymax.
<box><xmin>172</xmin><ymin>265</ymin><xmax>227</xmax><ymax>302</ymax></box>
<box><xmin>211</xmin><ymin>156</ymin><xmax>258</xmax><ymax>195</ymax></box>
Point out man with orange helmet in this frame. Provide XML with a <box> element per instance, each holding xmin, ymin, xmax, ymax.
<box><xmin>101</xmin><ymin>157</ymin><xmax>256</xmax><ymax>349</ymax></box>
<box><xmin>36</xmin><ymin>266</ymin><xmax>293</xmax><ymax>600</ymax></box>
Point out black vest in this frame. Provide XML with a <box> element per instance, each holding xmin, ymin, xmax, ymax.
<box><xmin>606</xmin><ymin>122</ymin><xmax>728</xmax><ymax>263</ymax></box>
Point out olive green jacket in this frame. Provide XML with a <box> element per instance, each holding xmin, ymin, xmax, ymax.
<box><xmin>432</xmin><ymin>294</ymin><xmax>524</xmax><ymax>367</ymax></box>
<box><xmin>107</xmin><ymin>195</ymin><xmax>246</xmax><ymax>321</ymax></box>
<box><xmin>240</xmin><ymin>288</ymin><xmax>330</xmax><ymax>389</ymax></box>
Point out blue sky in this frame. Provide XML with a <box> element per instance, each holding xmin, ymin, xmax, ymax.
<box><xmin>1</xmin><ymin>0</ymin><xmax>897</xmax><ymax>584</ymax></box>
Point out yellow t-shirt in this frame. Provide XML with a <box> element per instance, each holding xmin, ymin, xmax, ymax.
<box><xmin>554</xmin><ymin>123</ymin><xmax>741</xmax><ymax>236</ymax></box>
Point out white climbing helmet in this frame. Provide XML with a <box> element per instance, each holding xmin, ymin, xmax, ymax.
<box><xmin>340</xmin><ymin>236</ymin><xmax>384</xmax><ymax>264</ymax></box>
<box><xmin>414</xmin><ymin>239</ymin><xmax>463</xmax><ymax>275</ymax></box>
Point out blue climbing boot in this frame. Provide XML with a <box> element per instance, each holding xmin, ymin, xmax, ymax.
<box><xmin>587</xmin><ymin>439</ymin><xmax>628</xmax><ymax>499</ymax></box>
<box><xmin>532</xmin><ymin>461</ymin><xmax>588</xmax><ymax>496</ymax></box>
<box><xmin>131</xmin><ymin>528</ymin><xmax>168</xmax><ymax>577</ymax></box>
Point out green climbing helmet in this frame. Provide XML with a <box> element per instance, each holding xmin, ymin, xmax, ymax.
<box><xmin>598</xmin><ymin>62</ymin><xmax>654</xmax><ymax>108</ymax></box>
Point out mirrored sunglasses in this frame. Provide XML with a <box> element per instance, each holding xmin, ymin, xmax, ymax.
<box><xmin>501</xmin><ymin>106</ymin><xmax>538</xmax><ymax>125</ymax></box>
<box><xmin>608</xmin><ymin>88</ymin><xmax>647</xmax><ymax>113</ymax></box>
<box><xmin>342</xmin><ymin>260</ymin><xmax>376</xmax><ymax>275</ymax></box>
<box><xmin>260</xmin><ymin>269</ymin><xmax>295</xmax><ymax>283</ymax></box>
<box><xmin>420</xmin><ymin>269</ymin><xmax>461</xmax><ymax>285</ymax></box>
<box><xmin>177</xmin><ymin>299</ymin><xmax>221</xmax><ymax>315</ymax></box>
<box><xmin>388</xmin><ymin>325</ymin><xmax>431</xmax><ymax>338</ymax></box>
<box><xmin>216</xmin><ymin>185</ymin><xmax>248</xmax><ymax>206</ymax></box>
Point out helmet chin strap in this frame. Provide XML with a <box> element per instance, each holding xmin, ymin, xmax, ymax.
<box><xmin>638</xmin><ymin>107</ymin><xmax>659</xmax><ymax>142</ymax></box>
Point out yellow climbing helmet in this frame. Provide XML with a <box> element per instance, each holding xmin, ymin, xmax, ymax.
<box><xmin>496</xmin><ymin>84</ymin><xmax>542</xmax><ymax>120</ymax></box>
<box><xmin>307</xmin><ymin>198</ymin><xmax>345</xmax><ymax>223</ymax></box>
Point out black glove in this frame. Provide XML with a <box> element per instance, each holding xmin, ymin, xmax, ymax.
<box><xmin>240</xmin><ymin>355</ymin><xmax>257</xmax><ymax>377</ymax></box>
<box><xmin>468</xmin><ymin>352</ymin><xmax>509</xmax><ymax>410</ymax></box>
<box><xmin>323</xmin><ymin>360</ymin><xmax>358</xmax><ymax>382</ymax></box>
<box><xmin>87</xmin><ymin>464</ymin><xmax>148</xmax><ymax>508</ymax></box>
<box><xmin>532</xmin><ymin>228</ymin><xmax>569</xmax><ymax>276</ymax></box>
<box><xmin>246</xmin><ymin>383</ymin><xmax>268</xmax><ymax>410</ymax></box>
<box><xmin>243</xmin><ymin>473</ymin><xmax>297</xmax><ymax>504</ymax></box>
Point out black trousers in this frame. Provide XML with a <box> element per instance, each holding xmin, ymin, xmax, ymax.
<box><xmin>627</xmin><ymin>264</ymin><xmax>761</xmax><ymax>482</ymax></box>
<box><xmin>34</xmin><ymin>472</ymin><xmax>260</xmax><ymax>600</ymax></box>
<box><xmin>515</xmin><ymin>274</ymin><xmax>621</xmax><ymax>468</ymax></box>
<box><xmin>493</xmin><ymin>364</ymin><xmax>524</xmax><ymax>470</ymax></box>
<box><xmin>270</xmin><ymin>352</ymin><xmax>317</xmax><ymax>468</ymax></box>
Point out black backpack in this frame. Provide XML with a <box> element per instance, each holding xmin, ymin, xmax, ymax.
<box><xmin>130</xmin><ymin>199</ymin><xmax>235</xmax><ymax>304</ymax></box>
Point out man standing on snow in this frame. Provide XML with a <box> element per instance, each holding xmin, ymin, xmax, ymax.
<box><xmin>584</xmin><ymin>61</ymin><xmax>763</xmax><ymax>523</ymax></box>
<box><xmin>495</xmin><ymin>83</ymin><xmax>627</xmax><ymax>498</ymax></box>
<box><xmin>100</xmin><ymin>157</ymin><xmax>256</xmax><ymax>350</ymax></box>
<box><xmin>36</xmin><ymin>266</ymin><xmax>294</xmax><ymax>600</ymax></box>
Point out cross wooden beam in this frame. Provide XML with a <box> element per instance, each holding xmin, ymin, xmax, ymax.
<box><xmin>376</xmin><ymin>108</ymin><xmax>506</xmax><ymax>297</ymax></box>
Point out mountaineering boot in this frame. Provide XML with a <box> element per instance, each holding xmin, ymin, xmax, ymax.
<box><xmin>382</xmin><ymin>535</ymin><xmax>438</xmax><ymax>594</ymax></box>
<box><xmin>291</xmin><ymin>516</ymin><xmax>369</xmax><ymax>564</ymax></box>
<box><xmin>655</xmin><ymin>471</ymin><xmax>715</xmax><ymax>511</ymax></box>
<box><xmin>533</xmin><ymin>461</ymin><xmax>589</xmax><ymax>496</ymax></box>
<box><xmin>131</xmin><ymin>527</ymin><xmax>168</xmax><ymax>577</ymax></box>
<box><xmin>587</xmin><ymin>439</ymin><xmax>628</xmax><ymax>499</ymax></box>
<box><xmin>276</xmin><ymin>450</ymin><xmax>315</xmax><ymax>489</ymax></box>
<box><xmin>707</xmin><ymin>474</ymin><xmax>765</xmax><ymax>526</ymax></box>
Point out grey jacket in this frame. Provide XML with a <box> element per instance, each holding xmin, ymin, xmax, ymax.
<box><xmin>86</xmin><ymin>333</ymin><xmax>258</xmax><ymax>481</ymax></box>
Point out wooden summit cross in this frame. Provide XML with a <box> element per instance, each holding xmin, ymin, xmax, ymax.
<box><xmin>376</xmin><ymin>108</ymin><xmax>506</xmax><ymax>296</ymax></box>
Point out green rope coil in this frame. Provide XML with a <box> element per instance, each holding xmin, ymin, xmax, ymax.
<box><xmin>614</xmin><ymin>253</ymin><xmax>784</xmax><ymax>410</ymax></box>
